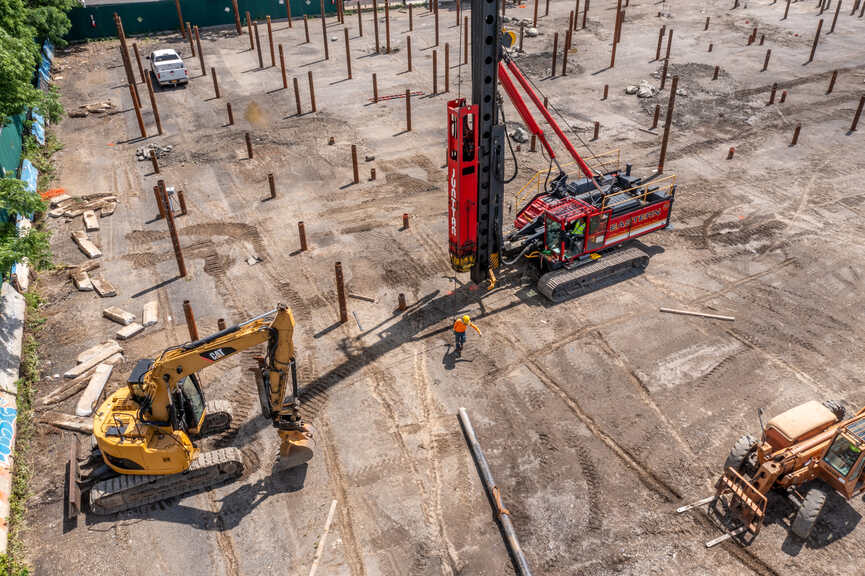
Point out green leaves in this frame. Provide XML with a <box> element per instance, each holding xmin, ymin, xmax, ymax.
<box><xmin>0</xmin><ymin>179</ymin><xmax>52</xmax><ymax>276</ymax></box>
<box><xmin>26</xmin><ymin>4</ymin><xmax>72</xmax><ymax>47</ymax></box>
<box><xmin>36</xmin><ymin>84</ymin><xmax>64</xmax><ymax>124</ymax></box>
<box><xmin>0</xmin><ymin>30</ymin><xmax>42</xmax><ymax>124</ymax></box>
<box><xmin>0</xmin><ymin>0</ymin><xmax>74</xmax><ymax>124</ymax></box>
<box><xmin>0</xmin><ymin>178</ymin><xmax>46</xmax><ymax>218</ymax></box>
<box><xmin>0</xmin><ymin>225</ymin><xmax>52</xmax><ymax>274</ymax></box>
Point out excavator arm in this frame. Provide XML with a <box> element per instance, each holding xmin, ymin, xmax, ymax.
<box><xmin>92</xmin><ymin>304</ymin><xmax>312</xmax><ymax>479</ymax></box>
<box><xmin>142</xmin><ymin>305</ymin><xmax>300</xmax><ymax>431</ymax></box>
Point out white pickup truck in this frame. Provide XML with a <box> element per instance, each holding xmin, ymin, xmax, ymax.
<box><xmin>148</xmin><ymin>48</ymin><xmax>189</xmax><ymax>87</ymax></box>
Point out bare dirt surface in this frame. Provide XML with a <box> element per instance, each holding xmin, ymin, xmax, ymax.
<box><xmin>23</xmin><ymin>0</ymin><xmax>865</xmax><ymax>574</ymax></box>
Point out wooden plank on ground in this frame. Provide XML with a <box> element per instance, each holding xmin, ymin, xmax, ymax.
<box><xmin>142</xmin><ymin>300</ymin><xmax>158</xmax><ymax>327</ymax></box>
<box><xmin>70</xmin><ymin>269</ymin><xmax>93</xmax><ymax>291</ymax></box>
<box><xmin>75</xmin><ymin>363</ymin><xmax>113</xmax><ymax>416</ymax></box>
<box><xmin>116</xmin><ymin>322</ymin><xmax>144</xmax><ymax>340</ymax></box>
<box><xmin>49</xmin><ymin>194</ymin><xmax>72</xmax><ymax>207</ymax></box>
<box><xmin>82</xmin><ymin>210</ymin><xmax>100</xmax><ymax>232</ymax></box>
<box><xmin>67</xmin><ymin>341</ymin><xmax>122</xmax><ymax>379</ymax></box>
<box><xmin>41</xmin><ymin>412</ymin><xmax>93</xmax><ymax>434</ymax></box>
<box><xmin>91</xmin><ymin>277</ymin><xmax>116</xmax><ymax>297</ymax></box>
<box><xmin>76</xmin><ymin>340</ymin><xmax>121</xmax><ymax>364</ymax></box>
<box><xmin>70</xmin><ymin>230</ymin><xmax>102</xmax><ymax>259</ymax></box>
<box><xmin>103</xmin><ymin>306</ymin><xmax>135</xmax><ymax>325</ymax></box>
<box><xmin>43</xmin><ymin>352</ymin><xmax>122</xmax><ymax>405</ymax></box>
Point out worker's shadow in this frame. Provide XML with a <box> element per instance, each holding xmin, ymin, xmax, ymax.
<box><xmin>83</xmin><ymin>465</ymin><xmax>308</xmax><ymax>531</ymax></box>
<box><xmin>442</xmin><ymin>343</ymin><xmax>473</xmax><ymax>370</ymax></box>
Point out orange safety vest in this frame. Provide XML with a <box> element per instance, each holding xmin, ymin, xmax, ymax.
<box><xmin>453</xmin><ymin>319</ymin><xmax>467</xmax><ymax>333</ymax></box>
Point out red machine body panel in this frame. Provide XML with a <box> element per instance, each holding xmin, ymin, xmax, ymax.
<box><xmin>602</xmin><ymin>201</ymin><xmax>671</xmax><ymax>248</ymax></box>
<box><xmin>447</xmin><ymin>99</ymin><xmax>480</xmax><ymax>273</ymax></box>
<box><xmin>539</xmin><ymin>193</ymin><xmax>673</xmax><ymax>264</ymax></box>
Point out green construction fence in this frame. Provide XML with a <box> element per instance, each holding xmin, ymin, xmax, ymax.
<box><xmin>0</xmin><ymin>115</ymin><xmax>25</xmax><ymax>180</ymax></box>
<box><xmin>67</xmin><ymin>0</ymin><xmax>338</xmax><ymax>42</ymax></box>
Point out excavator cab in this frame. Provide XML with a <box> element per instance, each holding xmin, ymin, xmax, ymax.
<box><xmin>126</xmin><ymin>358</ymin><xmax>206</xmax><ymax>433</ymax></box>
<box><xmin>175</xmin><ymin>374</ymin><xmax>206</xmax><ymax>433</ymax></box>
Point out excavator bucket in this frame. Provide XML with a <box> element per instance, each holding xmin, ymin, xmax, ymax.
<box><xmin>273</xmin><ymin>424</ymin><xmax>316</xmax><ymax>473</ymax></box>
<box><xmin>711</xmin><ymin>467</ymin><xmax>768</xmax><ymax>543</ymax></box>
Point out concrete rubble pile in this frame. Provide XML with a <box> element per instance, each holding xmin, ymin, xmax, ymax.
<box><xmin>67</xmin><ymin>100</ymin><xmax>115</xmax><ymax>118</ymax></box>
<box><xmin>135</xmin><ymin>143</ymin><xmax>173</xmax><ymax>161</ymax></box>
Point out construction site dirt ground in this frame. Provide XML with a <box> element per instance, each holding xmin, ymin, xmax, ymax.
<box><xmin>23</xmin><ymin>0</ymin><xmax>865</xmax><ymax>574</ymax></box>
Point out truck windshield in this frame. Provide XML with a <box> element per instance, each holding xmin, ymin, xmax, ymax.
<box><xmin>154</xmin><ymin>53</ymin><xmax>179</xmax><ymax>62</ymax></box>
<box><xmin>824</xmin><ymin>434</ymin><xmax>862</xmax><ymax>476</ymax></box>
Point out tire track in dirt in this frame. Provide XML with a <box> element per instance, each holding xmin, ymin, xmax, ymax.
<box><xmin>319</xmin><ymin>418</ymin><xmax>367</xmax><ymax>576</ymax></box>
<box><xmin>725</xmin><ymin>328</ymin><xmax>831</xmax><ymax>399</ymax></box>
<box><xmin>366</xmin><ymin>363</ymin><xmax>458</xmax><ymax>575</ymax></box>
<box><xmin>571</xmin><ymin>439</ymin><xmax>604</xmax><ymax>532</ymax></box>
<box><xmin>594</xmin><ymin>331</ymin><xmax>697</xmax><ymax>459</ymax></box>
<box><xmin>491</xmin><ymin>312</ymin><xmax>783</xmax><ymax>575</ymax></box>
<box><xmin>413</xmin><ymin>348</ymin><xmax>463</xmax><ymax>572</ymax></box>
<box><xmin>525</xmin><ymin>360</ymin><xmax>781</xmax><ymax>576</ymax></box>
<box><xmin>207</xmin><ymin>495</ymin><xmax>241</xmax><ymax>576</ymax></box>
<box><xmin>689</xmin><ymin>257</ymin><xmax>798</xmax><ymax>306</ymax></box>
<box><xmin>525</xmin><ymin>360</ymin><xmax>681</xmax><ymax>501</ymax></box>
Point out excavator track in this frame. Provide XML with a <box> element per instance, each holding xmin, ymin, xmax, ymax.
<box><xmin>88</xmin><ymin>447</ymin><xmax>244</xmax><ymax>515</ymax></box>
<box><xmin>197</xmin><ymin>399</ymin><xmax>234</xmax><ymax>438</ymax></box>
<box><xmin>537</xmin><ymin>246</ymin><xmax>649</xmax><ymax>302</ymax></box>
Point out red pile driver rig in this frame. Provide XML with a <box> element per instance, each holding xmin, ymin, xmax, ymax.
<box><xmin>447</xmin><ymin>0</ymin><xmax>676</xmax><ymax>302</ymax></box>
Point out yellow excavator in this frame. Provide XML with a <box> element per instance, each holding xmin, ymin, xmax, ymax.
<box><xmin>67</xmin><ymin>304</ymin><xmax>314</xmax><ymax>516</ymax></box>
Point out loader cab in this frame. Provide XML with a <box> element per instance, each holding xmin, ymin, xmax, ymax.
<box><xmin>822</xmin><ymin>420</ymin><xmax>865</xmax><ymax>498</ymax></box>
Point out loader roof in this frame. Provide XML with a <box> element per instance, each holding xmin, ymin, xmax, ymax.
<box><xmin>767</xmin><ymin>400</ymin><xmax>837</xmax><ymax>444</ymax></box>
<box><xmin>845</xmin><ymin>417</ymin><xmax>865</xmax><ymax>443</ymax></box>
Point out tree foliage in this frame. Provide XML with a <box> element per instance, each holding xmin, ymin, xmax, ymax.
<box><xmin>0</xmin><ymin>225</ymin><xmax>52</xmax><ymax>274</ymax></box>
<box><xmin>0</xmin><ymin>179</ymin><xmax>46</xmax><ymax>218</ymax></box>
<box><xmin>0</xmin><ymin>179</ymin><xmax>51</xmax><ymax>276</ymax></box>
<box><xmin>26</xmin><ymin>0</ymin><xmax>78</xmax><ymax>47</ymax></box>
<box><xmin>0</xmin><ymin>30</ymin><xmax>42</xmax><ymax>122</ymax></box>
<box><xmin>0</xmin><ymin>0</ymin><xmax>73</xmax><ymax>124</ymax></box>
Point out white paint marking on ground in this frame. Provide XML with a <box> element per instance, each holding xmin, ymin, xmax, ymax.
<box><xmin>308</xmin><ymin>499</ymin><xmax>338</xmax><ymax>576</ymax></box>
<box><xmin>643</xmin><ymin>339</ymin><xmax>745</xmax><ymax>393</ymax></box>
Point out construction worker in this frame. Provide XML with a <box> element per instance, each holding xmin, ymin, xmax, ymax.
<box><xmin>571</xmin><ymin>218</ymin><xmax>586</xmax><ymax>237</ymax></box>
<box><xmin>453</xmin><ymin>315</ymin><xmax>481</xmax><ymax>354</ymax></box>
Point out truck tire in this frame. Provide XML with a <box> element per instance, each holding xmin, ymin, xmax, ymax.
<box><xmin>724</xmin><ymin>434</ymin><xmax>758</xmax><ymax>474</ymax></box>
<box><xmin>791</xmin><ymin>484</ymin><xmax>829</xmax><ymax>540</ymax></box>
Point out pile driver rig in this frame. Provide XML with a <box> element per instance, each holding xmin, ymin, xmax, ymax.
<box><xmin>67</xmin><ymin>305</ymin><xmax>314</xmax><ymax>516</ymax></box>
<box><xmin>447</xmin><ymin>0</ymin><xmax>676</xmax><ymax>301</ymax></box>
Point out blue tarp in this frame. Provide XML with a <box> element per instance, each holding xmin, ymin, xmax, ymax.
<box><xmin>19</xmin><ymin>160</ymin><xmax>37</xmax><ymax>193</ymax></box>
<box><xmin>42</xmin><ymin>40</ymin><xmax>54</xmax><ymax>62</ymax></box>
<box><xmin>37</xmin><ymin>56</ymin><xmax>52</xmax><ymax>89</ymax></box>
<box><xmin>30</xmin><ymin>111</ymin><xmax>45</xmax><ymax>146</ymax></box>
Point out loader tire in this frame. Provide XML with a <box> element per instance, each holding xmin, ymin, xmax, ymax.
<box><xmin>724</xmin><ymin>434</ymin><xmax>758</xmax><ymax>475</ymax></box>
<box><xmin>791</xmin><ymin>484</ymin><xmax>829</xmax><ymax>540</ymax></box>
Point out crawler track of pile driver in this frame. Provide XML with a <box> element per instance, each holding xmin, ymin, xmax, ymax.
<box><xmin>537</xmin><ymin>246</ymin><xmax>649</xmax><ymax>302</ymax></box>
